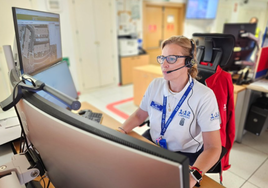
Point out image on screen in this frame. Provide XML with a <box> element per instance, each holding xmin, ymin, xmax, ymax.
<box><xmin>12</xmin><ymin>7</ymin><xmax>62</xmax><ymax>75</ymax></box>
<box><xmin>186</xmin><ymin>0</ymin><xmax>219</xmax><ymax>19</ymax></box>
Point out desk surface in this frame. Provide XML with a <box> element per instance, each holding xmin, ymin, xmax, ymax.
<box><xmin>247</xmin><ymin>79</ymin><xmax>268</xmax><ymax>93</ymax></box>
<box><xmin>80</xmin><ymin>102</ymin><xmax>225</xmax><ymax>188</ymax></box>
<box><xmin>0</xmin><ymin>109</ymin><xmax>21</xmax><ymax>146</ymax></box>
<box><xmin>233</xmin><ymin>84</ymin><xmax>247</xmax><ymax>93</ymax></box>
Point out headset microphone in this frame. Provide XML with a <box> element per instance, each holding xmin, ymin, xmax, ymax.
<box><xmin>166</xmin><ymin>65</ymin><xmax>186</xmax><ymax>74</ymax></box>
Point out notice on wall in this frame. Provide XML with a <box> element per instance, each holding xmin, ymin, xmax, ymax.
<box><xmin>131</xmin><ymin>1</ymin><xmax>140</xmax><ymax>19</ymax></box>
<box><xmin>167</xmin><ymin>15</ymin><xmax>174</xmax><ymax>23</ymax></box>
<box><xmin>116</xmin><ymin>0</ymin><xmax>142</xmax><ymax>36</ymax></box>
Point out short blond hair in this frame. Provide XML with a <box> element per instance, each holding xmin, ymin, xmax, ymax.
<box><xmin>161</xmin><ymin>36</ymin><xmax>198</xmax><ymax>79</ymax></box>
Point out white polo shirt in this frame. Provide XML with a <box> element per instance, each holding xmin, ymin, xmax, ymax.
<box><xmin>140</xmin><ymin>76</ymin><xmax>220</xmax><ymax>153</ymax></box>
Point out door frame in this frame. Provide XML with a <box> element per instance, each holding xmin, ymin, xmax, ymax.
<box><xmin>142</xmin><ymin>1</ymin><xmax>185</xmax><ymax>62</ymax></box>
<box><xmin>143</xmin><ymin>1</ymin><xmax>185</xmax><ymax>46</ymax></box>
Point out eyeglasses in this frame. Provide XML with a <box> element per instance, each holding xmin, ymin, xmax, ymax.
<box><xmin>157</xmin><ymin>55</ymin><xmax>188</xmax><ymax>64</ymax></box>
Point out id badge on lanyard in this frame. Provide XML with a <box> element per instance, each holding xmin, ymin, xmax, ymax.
<box><xmin>156</xmin><ymin>79</ymin><xmax>194</xmax><ymax>149</ymax></box>
<box><xmin>156</xmin><ymin>136</ymin><xmax>168</xmax><ymax>149</ymax></box>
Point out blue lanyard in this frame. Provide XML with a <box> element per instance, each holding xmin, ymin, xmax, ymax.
<box><xmin>161</xmin><ymin>79</ymin><xmax>194</xmax><ymax>136</ymax></box>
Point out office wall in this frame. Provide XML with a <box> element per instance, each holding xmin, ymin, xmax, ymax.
<box><xmin>120</xmin><ymin>0</ymin><xmax>268</xmax><ymax>42</ymax></box>
<box><xmin>184</xmin><ymin>0</ymin><xmax>268</xmax><ymax>38</ymax></box>
<box><xmin>0</xmin><ymin>0</ymin><xmax>33</xmax><ymax>102</ymax></box>
<box><xmin>0</xmin><ymin>0</ymin><xmax>268</xmax><ymax>102</ymax></box>
<box><xmin>0</xmin><ymin>0</ymin><xmax>79</xmax><ymax>101</ymax></box>
<box><xmin>0</xmin><ymin>0</ymin><xmax>94</xmax><ymax>97</ymax></box>
<box><xmin>0</xmin><ymin>0</ymin><xmax>119</xmax><ymax>98</ymax></box>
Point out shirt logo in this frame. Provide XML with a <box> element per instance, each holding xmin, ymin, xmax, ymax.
<box><xmin>178</xmin><ymin>109</ymin><xmax>191</xmax><ymax>119</ymax></box>
<box><xmin>210</xmin><ymin>112</ymin><xmax>220</xmax><ymax>121</ymax></box>
<box><xmin>179</xmin><ymin>118</ymin><xmax>185</xmax><ymax>126</ymax></box>
<box><xmin>150</xmin><ymin>101</ymin><xmax>163</xmax><ymax>112</ymax></box>
<box><xmin>223</xmin><ymin>104</ymin><xmax>226</xmax><ymax>111</ymax></box>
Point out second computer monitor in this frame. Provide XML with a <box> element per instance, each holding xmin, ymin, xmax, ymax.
<box><xmin>223</xmin><ymin>23</ymin><xmax>256</xmax><ymax>48</ymax></box>
<box><xmin>12</xmin><ymin>7</ymin><xmax>62</xmax><ymax>75</ymax></box>
<box><xmin>32</xmin><ymin>61</ymin><xmax>78</xmax><ymax>109</ymax></box>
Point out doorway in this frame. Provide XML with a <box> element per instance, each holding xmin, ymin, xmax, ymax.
<box><xmin>143</xmin><ymin>2</ymin><xmax>185</xmax><ymax>65</ymax></box>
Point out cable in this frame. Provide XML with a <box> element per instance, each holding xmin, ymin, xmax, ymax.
<box><xmin>187</xmin><ymin>79</ymin><xmax>201</xmax><ymax>153</ymax></box>
<box><xmin>47</xmin><ymin>180</ymin><xmax>51</xmax><ymax>188</ymax></box>
<box><xmin>39</xmin><ymin>175</ymin><xmax>46</xmax><ymax>188</ymax></box>
<box><xmin>19</xmin><ymin>131</ymin><xmax>23</xmax><ymax>153</ymax></box>
<box><xmin>12</xmin><ymin>78</ymin><xmax>35</xmax><ymax>153</ymax></box>
<box><xmin>11</xmin><ymin>78</ymin><xmax>49</xmax><ymax>182</ymax></box>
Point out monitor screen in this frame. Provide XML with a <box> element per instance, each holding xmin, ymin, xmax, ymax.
<box><xmin>32</xmin><ymin>61</ymin><xmax>78</xmax><ymax>109</ymax></box>
<box><xmin>223</xmin><ymin>23</ymin><xmax>257</xmax><ymax>48</ymax></box>
<box><xmin>185</xmin><ymin>0</ymin><xmax>219</xmax><ymax>19</ymax></box>
<box><xmin>10</xmin><ymin>71</ymin><xmax>189</xmax><ymax>187</ymax></box>
<box><xmin>12</xmin><ymin>7</ymin><xmax>62</xmax><ymax>75</ymax></box>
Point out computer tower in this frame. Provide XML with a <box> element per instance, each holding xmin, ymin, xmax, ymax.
<box><xmin>245</xmin><ymin>105</ymin><xmax>268</xmax><ymax>136</ymax></box>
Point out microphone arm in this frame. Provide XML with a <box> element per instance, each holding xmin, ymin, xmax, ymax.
<box><xmin>167</xmin><ymin>65</ymin><xmax>186</xmax><ymax>74</ymax></box>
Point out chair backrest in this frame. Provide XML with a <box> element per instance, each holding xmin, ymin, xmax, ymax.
<box><xmin>207</xmin><ymin>146</ymin><xmax>228</xmax><ymax>173</ymax></box>
<box><xmin>192</xmin><ymin>33</ymin><xmax>235</xmax><ymax>84</ymax></box>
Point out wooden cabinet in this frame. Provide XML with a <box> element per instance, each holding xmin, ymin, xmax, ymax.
<box><xmin>133</xmin><ymin>65</ymin><xmax>162</xmax><ymax>106</ymax></box>
<box><xmin>120</xmin><ymin>54</ymin><xmax>149</xmax><ymax>85</ymax></box>
<box><xmin>233</xmin><ymin>84</ymin><xmax>247</xmax><ymax>141</ymax></box>
<box><xmin>233</xmin><ymin>85</ymin><xmax>247</xmax><ymax>108</ymax></box>
<box><xmin>71</xmin><ymin>0</ymin><xmax>116</xmax><ymax>91</ymax></box>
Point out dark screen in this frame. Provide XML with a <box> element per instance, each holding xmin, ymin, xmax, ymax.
<box><xmin>223</xmin><ymin>23</ymin><xmax>256</xmax><ymax>48</ymax></box>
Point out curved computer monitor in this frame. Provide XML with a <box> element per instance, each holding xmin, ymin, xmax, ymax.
<box><xmin>11</xmin><ymin>72</ymin><xmax>189</xmax><ymax>188</ymax></box>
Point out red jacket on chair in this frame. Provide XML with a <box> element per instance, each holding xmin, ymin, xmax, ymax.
<box><xmin>205</xmin><ymin>66</ymin><xmax>235</xmax><ymax>171</ymax></box>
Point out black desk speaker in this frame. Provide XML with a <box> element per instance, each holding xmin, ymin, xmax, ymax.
<box><xmin>245</xmin><ymin>105</ymin><xmax>268</xmax><ymax>136</ymax></box>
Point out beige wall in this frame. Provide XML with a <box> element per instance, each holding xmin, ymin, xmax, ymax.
<box><xmin>0</xmin><ymin>0</ymin><xmax>82</xmax><ymax>101</ymax></box>
<box><xmin>184</xmin><ymin>0</ymin><xmax>268</xmax><ymax>38</ymax></box>
<box><xmin>0</xmin><ymin>0</ymin><xmax>268</xmax><ymax>102</ymax></box>
<box><xmin>0</xmin><ymin>0</ymin><xmax>33</xmax><ymax>101</ymax></box>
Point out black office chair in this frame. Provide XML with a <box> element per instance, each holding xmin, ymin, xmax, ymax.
<box><xmin>191</xmin><ymin>33</ymin><xmax>235</xmax><ymax>185</ymax></box>
<box><xmin>206</xmin><ymin>146</ymin><xmax>227</xmax><ymax>185</ymax></box>
<box><xmin>192</xmin><ymin>33</ymin><xmax>235</xmax><ymax>84</ymax></box>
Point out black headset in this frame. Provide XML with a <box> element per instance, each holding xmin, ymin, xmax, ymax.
<box><xmin>185</xmin><ymin>40</ymin><xmax>196</xmax><ymax>68</ymax></box>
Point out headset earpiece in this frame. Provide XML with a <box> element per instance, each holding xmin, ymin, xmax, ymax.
<box><xmin>185</xmin><ymin>40</ymin><xmax>196</xmax><ymax>68</ymax></box>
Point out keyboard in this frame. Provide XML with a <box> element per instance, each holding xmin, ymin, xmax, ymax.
<box><xmin>78</xmin><ymin>110</ymin><xmax>103</xmax><ymax>123</ymax></box>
